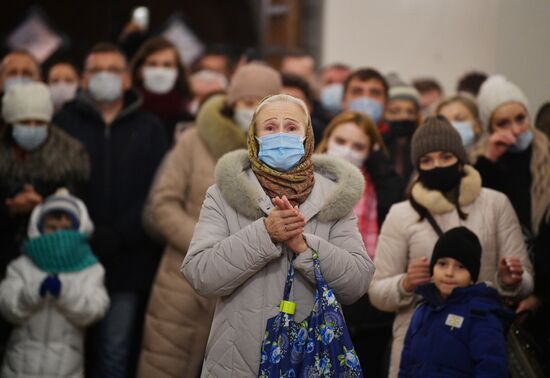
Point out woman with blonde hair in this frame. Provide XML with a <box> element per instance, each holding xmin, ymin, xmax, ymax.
<box><xmin>436</xmin><ymin>94</ymin><xmax>483</xmax><ymax>160</ymax></box>
<box><xmin>317</xmin><ymin>111</ymin><xmax>403</xmax><ymax>377</ymax></box>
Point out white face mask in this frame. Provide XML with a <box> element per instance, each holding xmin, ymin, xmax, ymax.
<box><xmin>88</xmin><ymin>71</ymin><xmax>123</xmax><ymax>103</ymax></box>
<box><xmin>142</xmin><ymin>67</ymin><xmax>178</xmax><ymax>94</ymax></box>
<box><xmin>234</xmin><ymin>107</ymin><xmax>255</xmax><ymax>132</ymax></box>
<box><xmin>326</xmin><ymin>140</ymin><xmax>367</xmax><ymax>168</ymax></box>
<box><xmin>49</xmin><ymin>82</ymin><xmax>78</xmax><ymax>108</ymax></box>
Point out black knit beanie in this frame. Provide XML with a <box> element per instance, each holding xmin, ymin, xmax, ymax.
<box><xmin>430</xmin><ymin>226</ymin><xmax>482</xmax><ymax>282</ymax></box>
<box><xmin>411</xmin><ymin>115</ymin><xmax>467</xmax><ymax>168</ymax></box>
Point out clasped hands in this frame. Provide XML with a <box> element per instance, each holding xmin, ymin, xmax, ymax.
<box><xmin>264</xmin><ymin>195</ymin><xmax>308</xmax><ymax>254</ymax></box>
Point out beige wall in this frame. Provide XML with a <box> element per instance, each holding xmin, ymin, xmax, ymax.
<box><xmin>321</xmin><ymin>0</ymin><xmax>550</xmax><ymax>116</ymax></box>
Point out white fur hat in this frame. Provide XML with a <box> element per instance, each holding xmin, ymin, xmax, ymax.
<box><xmin>477</xmin><ymin>75</ymin><xmax>529</xmax><ymax>130</ymax></box>
<box><xmin>2</xmin><ymin>82</ymin><xmax>54</xmax><ymax>124</ymax></box>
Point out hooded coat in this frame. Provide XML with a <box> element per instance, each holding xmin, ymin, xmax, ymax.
<box><xmin>137</xmin><ymin>95</ymin><xmax>245</xmax><ymax>378</ymax></box>
<box><xmin>182</xmin><ymin>150</ymin><xmax>375</xmax><ymax>377</ymax></box>
<box><xmin>369</xmin><ymin>165</ymin><xmax>533</xmax><ymax>378</ymax></box>
<box><xmin>399</xmin><ymin>283</ymin><xmax>513</xmax><ymax>378</ymax></box>
<box><xmin>0</xmin><ymin>195</ymin><xmax>109</xmax><ymax>378</ymax></box>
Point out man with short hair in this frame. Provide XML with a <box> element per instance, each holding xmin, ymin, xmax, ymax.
<box><xmin>318</xmin><ymin>63</ymin><xmax>352</xmax><ymax>116</ymax></box>
<box><xmin>54</xmin><ymin>42</ymin><xmax>168</xmax><ymax>378</ymax></box>
<box><xmin>456</xmin><ymin>71</ymin><xmax>487</xmax><ymax>97</ymax></box>
<box><xmin>342</xmin><ymin>67</ymin><xmax>390</xmax><ymax>134</ymax></box>
<box><xmin>320</xmin><ymin>63</ymin><xmax>351</xmax><ymax>88</ymax></box>
<box><xmin>0</xmin><ymin>50</ymin><xmax>41</xmax><ymax>93</ymax></box>
<box><xmin>412</xmin><ymin>77</ymin><xmax>444</xmax><ymax>119</ymax></box>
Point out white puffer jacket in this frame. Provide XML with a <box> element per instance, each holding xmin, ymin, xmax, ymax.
<box><xmin>0</xmin><ymin>194</ymin><xmax>109</xmax><ymax>378</ymax></box>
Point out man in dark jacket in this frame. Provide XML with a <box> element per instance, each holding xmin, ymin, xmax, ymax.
<box><xmin>53</xmin><ymin>42</ymin><xmax>168</xmax><ymax>378</ymax></box>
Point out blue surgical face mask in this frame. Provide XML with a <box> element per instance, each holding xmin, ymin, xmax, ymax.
<box><xmin>347</xmin><ymin>96</ymin><xmax>384</xmax><ymax>124</ymax></box>
<box><xmin>4</xmin><ymin>76</ymin><xmax>35</xmax><ymax>92</ymax></box>
<box><xmin>88</xmin><ymin>71</ymin><xmax>123</xmax><ymax>102</ymax></box>
<box><xmin>320</xmin><ymin>84</ymin><xmax>343</xmax><ymax>115</ymax></box>
<box><xmin>12</xmin><ymin>124</ymin><xmax>49</xmax><ymax>151</ymax></box>
<box><xmin>256</xmin><ymin>133</ymin><xmax>305</xmax><ymax>172</ymax></box>
<box><xmin>451</xmin><ymin>121</ymin><xmax>475</xmax><ymax>148</ymax></box>
<box><xmin>508</xmin><ymin>129</ymin><xmax>533</xmax><ymax>153</ymax></box>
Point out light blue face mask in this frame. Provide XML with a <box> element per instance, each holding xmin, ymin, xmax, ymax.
<box><xmin>320</xmin><ymin>84</ymin><xmax>344</xmax><ymax>115</ymax></box>
<box><xmin>508</xmin><ymin>129</ymin><xmax>533</xmax><ymax>153</ymax></box>
<box><xmin>4</xmin><ymin>76</ymin><xmax>35</xmax><ymax>92</ymax></box>
<box><xmin>256</xmin><ymin>133</ymin><xmax>305</xmax><ymax>172</ymax></box>
<box><xmin>347</xmin><ymin>96</ymin><xmax>384</xmax><ymax>124</ymax></box>
<box><xmin>12</xmin><ymin>124</ymin><xmax>49</xmax><ymax>151</ymax></box>
<box><xmin>451</xmin><ymin>121</ymin><xmax>475</xmax><ymax>148</ymax></box>
<box><xmin>88</xmin><ymin>71</ymin><xmax>123</xmax><ymax>102</ymax></box>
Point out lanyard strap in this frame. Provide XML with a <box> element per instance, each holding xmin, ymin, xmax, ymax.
<box><xmin>280</xmin><ymin>250</ymin><xmax>324</xmax><ymax>315</ymax></box>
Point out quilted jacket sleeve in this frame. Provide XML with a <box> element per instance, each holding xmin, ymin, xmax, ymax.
<box><xmin>369</xmin><ymin>204</ymin><xmax>416</xmax><ymax>312</ymax></box>
<box><xmin>0</xmin><ymin>258</ymin><xmax>46</xmax><ymax>325</ymax></box>
<box><xmin>181</xmin><ymin>186</ymin><xmax>282</xmax><ymax>297</ymax></box>
<box><xmin>492</xmin><ymin>192</ymin><xmax>534</xmax><ymax>299</ymax></box>
<box><xmin>293</xmin><ymin>210</ymin><xmax>374</xmax><ymax>305</ymax></box>
<box><xmin>56</xmin><ymin>263</ymin><xmax>110</xmax><ymax>327</ymax></box>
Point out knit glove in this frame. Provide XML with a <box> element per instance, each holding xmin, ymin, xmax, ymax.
<box><xmin>39</xmin><ymin>275</ymin><xmax>62</xmax><ymax>298</ymax></box>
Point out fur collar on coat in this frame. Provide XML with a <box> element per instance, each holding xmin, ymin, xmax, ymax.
<box><xmin>411</xmin><ymin>165</ymin><xmax>482</xmax><ymax>215</ymax></box>
<box><xmin>214</xmin><ymin>150</ymin><xmax>365</xmax><ymax>222</ymax></box>
<box><xmin>196</xmin><ymin>95</ymin><xmax>247</xmax><ymax>160</ymax></box>
<box><xmin>0</xmin><ymin>126</ymin><xmax>89</xmax><ymax>186</ymax></box>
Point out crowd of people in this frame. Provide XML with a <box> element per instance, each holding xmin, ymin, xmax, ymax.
<box><xmin>0</xmin><ymin>31</ymin><xmax>549</xmax><ymax>378</ymax></box>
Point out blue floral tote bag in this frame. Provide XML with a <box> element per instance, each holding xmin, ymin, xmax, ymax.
<box><xmin>258</xmin><ymin>250</ymin><xmax>363</xmax><ymax>377</ymax></box>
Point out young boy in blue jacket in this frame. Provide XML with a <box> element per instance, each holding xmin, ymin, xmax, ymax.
<box><xmin>399</xmin><ymin>226</ymin><xmax>514</xmax><ymax>378</ymax></box>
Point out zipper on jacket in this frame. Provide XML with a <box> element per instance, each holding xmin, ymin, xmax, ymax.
<box><xmin>104</xmin><ymin>123</ymin><xmax>111</xmax><ymax>202</ymax></box>
<box><xmin>39</xmin><ymin>300</ymin><xmax>53</xmax><ymax>375</ymax></box>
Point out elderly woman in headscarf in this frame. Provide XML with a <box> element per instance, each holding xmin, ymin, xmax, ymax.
<box><xmin>181</xmin><ymin>94</ymin><xmax>374</xmax><ymax>377</ymax></box>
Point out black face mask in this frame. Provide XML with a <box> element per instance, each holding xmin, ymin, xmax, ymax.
<box><xmin>387</xmin><ymin>120</ymin><xmax>418</xmax><ymax>140</ymax></box>
<box><xmin>418</xmin><ymin>162</ymin><xmax>462</xmax><ymax>192</ymax></box>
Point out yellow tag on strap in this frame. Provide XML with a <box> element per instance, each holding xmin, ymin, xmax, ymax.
<box><xmin>279</xmin><ymin>300</ymin><xmax>296</xmax><ymax>315</ymax></box>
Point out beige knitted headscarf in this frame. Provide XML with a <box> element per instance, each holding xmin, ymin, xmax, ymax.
<box><xmin>247</xmin><ymin>94</ymin><xmax>315</xmax><ymax>207</ymax></box>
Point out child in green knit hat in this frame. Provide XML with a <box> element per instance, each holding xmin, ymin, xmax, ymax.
<box><xmin>0</xmin><ymin>188</ymin><xmax>109</xmax><ymax>378</ymax></box>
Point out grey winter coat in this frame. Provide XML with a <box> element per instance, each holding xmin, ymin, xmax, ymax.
<box><xmin>182</xmin><ymin>150</ymin><xmax>375</xmax><ymax>377</ymax></box>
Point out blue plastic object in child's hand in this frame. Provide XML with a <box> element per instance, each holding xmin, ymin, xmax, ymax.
<box><xmin>258</xmin><ymin>251</ymin><xmax>363</xmax><ymax>377</ymax></box>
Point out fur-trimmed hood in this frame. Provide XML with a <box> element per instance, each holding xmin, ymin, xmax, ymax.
<box><xmin>411</xmin><ymin>165</ymin><xmax>482</xmax><ymax>214</ymax></box>
<box><xmin>196</xmin><ymin>95</ymin><xmax>247</xmax><ymax>160</ymax></box>
<box><xmin>214</xmin><ymin>150</ymin><xmax>365</xmax><ymax>222</ymax></box>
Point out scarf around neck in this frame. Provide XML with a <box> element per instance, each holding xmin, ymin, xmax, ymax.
<box><xmin>247</xmin><ymin>107</ymin><xmax>315</xmax><ymax>207</ymax></box>
<box><xmin>25</xmin><ymin>230</ymin><xmax>98</xmax><ymax>274</ymax></box>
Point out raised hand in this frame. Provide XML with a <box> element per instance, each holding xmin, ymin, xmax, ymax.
<box><xmin>264</xmin><ymin>205</ymin><xmax>305</xmax><ymax>243</ymax></box>
<box><xmin>498</xmin><ymin>257</ymin><xmax>523</xmax><ymax>288</ymax></box>
<box><xmin>6</xmin><ymin>184</ymin><xmax>43</xmax><ymax>215</ymax></box>
<box><xmin>484</xmin><ymin>130</ymin><xmax>517</xmax><ymax>162</ymax></box>
<box><xmin>402</xmin><ymin>257</ymin><xmax>431</xmax><ymax>293</ymax></box>
<box><xmin>39</xmin><ymin>275</ymin><xmax>62</xmax><ymax>298</ymax></box>
<box><xmin>271</xmin><ymin>196</ymin><xmax>308</xmax><ymax>254</ymax></box>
